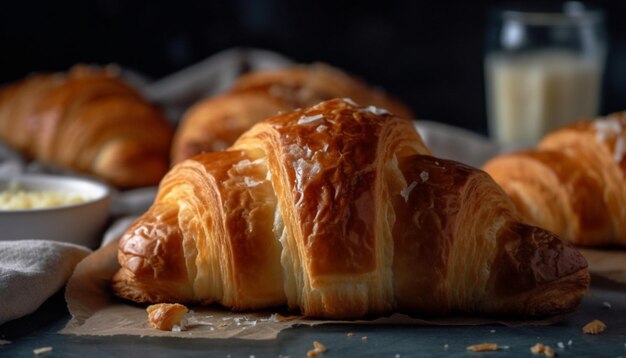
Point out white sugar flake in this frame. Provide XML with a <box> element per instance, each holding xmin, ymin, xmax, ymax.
<box><xmin>342</xmin><ymin>98</ymin><xmax>358</xmax><ymax>106</ymax></box>
<box><xmin>360</xmin><ymin>105</ymin><xmax>389</xmax><ymax>116</ymax></box>
<box><xmin>594</xmin><ymin>116</ymin><xmax>622</xmax><ymax>142</ymax></box>
<box><xmin>420</xmin><ymin>171</ymin><xmax>429</xmax><ymax>182</ymax></box>
<box><xmin>244</xmin><ymin>177</ymin><xmax>263</xmax><ymax>188</ymax></box>
<box><xmin>593</xmin><ymin>114</ymin><xmax>625</xmax><ymax>163</ymax></box>
<box><xmin>400</xmin><ymin>181</ymin><xmax>418</xmax><ymax>202</ymax></box>
<box><xmin>298</xmin><ymin>114</ymin><xmax>324</xmax><ymax>125</ymax></box>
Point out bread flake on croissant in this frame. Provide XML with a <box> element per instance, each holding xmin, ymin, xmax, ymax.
<box><xmin>483</xmin><ymin>112</ymin><xmax>626</xmax><ymax>246</ymax></box>
<box><xmin>113</xmin><ymin>98</ymin><xmax>589</xmax><ymax>319</ymax></box>
<box><xmin>0</xmin><ymin>65</ymin><xmax>173</xmax><ymax>188</ymax></box>
<box><xmin>171</xmin><ymin>63</ymin><xmax>413</xmax><ymax>164</ymax></box>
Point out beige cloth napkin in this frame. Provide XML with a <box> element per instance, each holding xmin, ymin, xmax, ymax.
<box><xmin>0</xmin><ymin>240</ymin><xmax>90</xmax><ymax>325</ymax></box>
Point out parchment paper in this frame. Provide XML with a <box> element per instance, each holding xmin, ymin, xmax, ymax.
<box><xmin>61</xmin><ymin>239</ymin><xmax>568</xmax><ymax>340</ymax></box>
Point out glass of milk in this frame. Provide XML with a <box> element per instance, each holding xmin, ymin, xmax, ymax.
<box><xmin>485</xmin><ymin>2</ymin><xmax>607</xmax><ymax>148</ymax></box>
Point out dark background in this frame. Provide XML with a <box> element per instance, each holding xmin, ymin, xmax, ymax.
<box><xmin>1</xmin><ymin>0</ymin><xmax>624</xmax><ymax>135</ymax></box>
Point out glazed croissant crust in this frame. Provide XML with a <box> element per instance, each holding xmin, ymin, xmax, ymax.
<box><xmin>0</xmin><ymin>65</ymin><xmax>173</xmax><ymax>188</ymax></box>
<box><xmin>113</xmin><ymin>99</ymin><xmax>589</xmax><ymax>319</ymax></box>
<box><xmin>171</xmin><ymin>63</ymin><xmax>413</xmax><ymax>164</ymax></box>
<box><xmin>483</xmin><ymin>112</ymin><xmax>626</xmax><ymax>246</ymax></box>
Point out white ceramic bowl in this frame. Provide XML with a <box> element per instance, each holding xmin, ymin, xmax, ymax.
<box><xmin>0</xmin><ymin>174</ymin><xmax>110</xmax><ymax>248</ymax></box>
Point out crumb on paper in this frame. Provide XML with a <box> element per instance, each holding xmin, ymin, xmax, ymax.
<box><xmin>306</xmin><ymin>341</ymin><xmax>327</xmax><ymax>357</ymax></box>
<box><xmin>361</xmin><ymin>336</ymin><xmax>368</xmax><ymax>341</ymax></box>
<box><xmin>567</xmin><ymin>340</ymin><xmax>572</xmax><ymax>346</ymax></box>
<box><xmin>531</xmin><ymin>343</ymin><xmax>556</xmax><ymax>357</ymax></box>
<box><xmin>602</xmin><ymin>301</ymin><xmax>612</xmax><ymax>309</ymax></box>
<box><xmin>466</xmin><ymin>343</ymin><xmax>499</xmax><ymax>352</ymax></box>
<box><xmin>443</xmin><ymin>344</ymin><xmax>449</xmax><ymax>350</ymax></box>
<box><xmin>346</xmin><ymin>332</ymin><xmax>354</xmax><ymax>337</ymax></box>
<box><xmin>146</xmin><ymin>303</ymin><xmax>189</xmax><ymax>331</ymax></box>
<box><xmin>557</xmin><ymin>342</ymin><xmax>565</xmax><ymax>349</ymax></box>
<box><xmin>582</xmin><ymin>319</ymin><xmax>607</xmax><ymax>335</ymax></box>
<box><xmin>490</xmin><ymin>329</ymin><xmax>496</xmax><ymax>333</ymax></box>
<box><xmin>33</xmin><ymin>347</ymin><xmax>53</xmax><ymax>355</ymax></box>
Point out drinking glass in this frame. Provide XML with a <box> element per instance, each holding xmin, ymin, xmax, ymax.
<box><xmin>485</xmin><ymin>2</ymin><xmax>607</xmax><ymax>147</ymax></box>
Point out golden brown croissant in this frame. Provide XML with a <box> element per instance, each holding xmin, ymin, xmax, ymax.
<box><xmin>483</xmin><ymin>112</ymin><xmax>626</xmax><ymax>247</ymax></box>
<box><xmin>113</xmin><ymin>99</ymin><xmax>589</xmax><ymax>319</ymax></box>
<box><xmin>0</xmin><ymin>65</ymin><xmax>173</xmax><ymax>188</ymax></box>
<box><xmin>171</xmin><ymin>63</ymin><xmax>413</xmax><ymax>164</ymax></box>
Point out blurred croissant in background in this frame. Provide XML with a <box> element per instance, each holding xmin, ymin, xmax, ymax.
<box><xmin>171</xmin><ymin>63</ymin><xmax>413</xmax><ymax>164</ymax></box>
<box><xmin>0</xmin><ymin>65</ymin><xmax>173</xmax><ymax>189</ymax></box>
<box><xmin>483</xmin><ymin>112</ymin><xmax>626</xmax><ymax>247</ymax></box>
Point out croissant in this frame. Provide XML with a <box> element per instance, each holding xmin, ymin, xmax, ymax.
<box><xmin>113</xmin><ymin>98</ymin><xmax>589</xmax><ymax>319</ymax></box>
<box><xmin>171</xmin><ymin>63</ymin><xmax>413</xmax><ymax>164</ymax></box>
<box><xmin>483</xmin><ymin>112</ymin><xmax>626</xmax><ymax>247</ymax></box>
<box><xmin>0</xmin><ymin>65</ymin><xmax>173</xmax><ymax>188</ymax></box>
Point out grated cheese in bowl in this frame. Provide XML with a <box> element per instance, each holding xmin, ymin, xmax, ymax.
<box><xmin>0</xmin><ymin>182</ymin><xmax>87</xmax><ymax>210</ymax></box>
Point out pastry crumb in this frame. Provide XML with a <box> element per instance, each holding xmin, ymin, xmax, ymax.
<box><xmin>361</xmin><ymin>336</ymin><xmax>368</xmax><ymax>341</ymax></box>
<box><xmin>531</xmin><ymin>343</ymin><xmax>545</xmax><ymax>354</ymax></box>
<box><xmin>313</xmin><ymin>341</ymin><xmax>327</xmax><ymax>352</ymax></box>
<box><xmin>531</xmin><ymin>343</ymin><xmax>556</xmax><ymax>357</ymax></box>
<box><xmin>306</xmin><ymin>341</ymin><xmax>327</xmax><ymax>357</ymax></box>
<box><xmin>602</xmin><ymin>301</ymin><xmax>612</xmax><ymax>309</ymax></box>
<box><xmin>346</xmin><ymin>332</ymin><xmax>354</xmax><ymax>337</ymax></box>
<box><xmin>146</xmin><ymin>303</ymin><xmax>189</xmax><ymax>331</ymax></box>
<box><xmin>466</xmin><ymin>343</ymin><xmax>499</xmax><ymax>352</ymax></box>
<box><xmin>33</xmin><ymin>347</ymin><xmax>53</xmax><ymax>355</ymax></box>
<box><xmin>443</xmin><ymin>344</ymin><xmax>449</xmax><ymax>350</ymax></box>
<box><xmin>582</xmin><ymin>319</ymin><xmax>607</xmax><ymax>334</ymax></box>
<box><xmin>557</xmin><ymin>342</ymin><xmax>565</xmax><ymax>349</ymax></box>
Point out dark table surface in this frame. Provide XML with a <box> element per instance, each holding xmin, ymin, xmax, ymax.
<box><xmin>1</xmin><ymin>276</ymin><xmax>625</xmax><ymax>358</ymax></box>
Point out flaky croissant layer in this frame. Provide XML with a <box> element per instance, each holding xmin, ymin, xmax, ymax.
<box><xmin>113</xmin><ymin>99</ymin><xmax>589</xmax><ymax>319</ymax></box>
